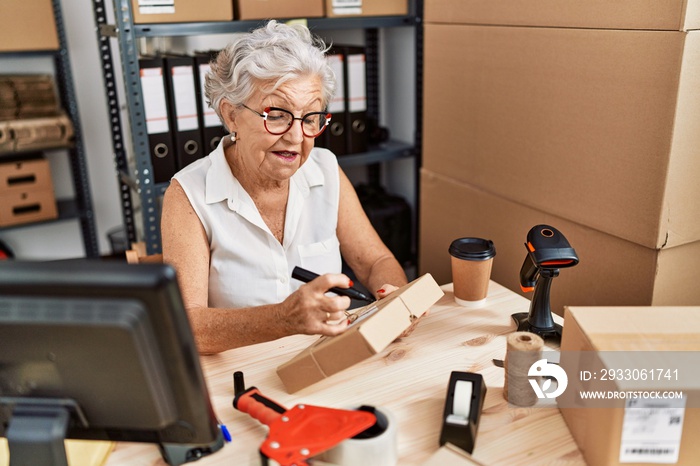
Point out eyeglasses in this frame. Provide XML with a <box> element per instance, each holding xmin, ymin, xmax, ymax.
<box><xmin>242</xmin><ymin>104</ymin><xmax>331</xmax><ymax>138</ymax></box>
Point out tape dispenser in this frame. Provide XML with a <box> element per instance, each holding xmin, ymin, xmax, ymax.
<box><xmin>439</xmin><ymin>371</ymin><xmax>487</xmax><ymax>455</ymax></box>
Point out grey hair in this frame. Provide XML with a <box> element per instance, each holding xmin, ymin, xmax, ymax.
<box><xmin>205</xmin><ymin>20</ymin><xmax>336</xmax><ymax>130</ymax></box>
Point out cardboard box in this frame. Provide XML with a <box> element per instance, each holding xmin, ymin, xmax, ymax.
<box><xmin>130</xmin><ymin>0</ymin><xmax>234</xmax><ymax>24</ymax></box>
<box><xmin>422</xmin><ymin>24</ymin><xmax>700</xmax><ymax>250</ymax></box>
<box><xmin>418</xmin><ymin>169</ymin><xmax>700</xmax><ymax>315</ymax></box>
<box><xmin>277</xmin><ymin>273</ymin><xmax>444</xmax><ymax>393</ymax></box>
<box><xmin>325</xmin><ymin>0</ymin><xmax>407</xmax><ymax>17</ymax></box>
<box><xmin>236</xmin><ymin>0</ymin><xmax>324</xmax><ymax>20</ymax></box>
<box><xmin>558</xmin><ymin>306</ymin><xmax>700</xmax><ymax>465</ymax></box>
<box><xmin>0</xmin><ymin>190</ymin><xmax>58</xmax><ymax>228</ymax></box>
<box><xmin>0</xmin><ymin>159</ymin><xmax>54</xmax><ymax>194</ymax></box>
<box><xmin>0</xmin><ymin>0</ymin><xmax>59</xmax><ymax>52</ymax></box>
<box><xmin>424</xmin><ymin>0</ymin><xmax>700</xmax><ymax>31</ymax></box>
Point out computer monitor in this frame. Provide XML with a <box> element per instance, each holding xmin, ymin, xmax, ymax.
<box><xmin>0</xmin><ymin>260</ymin><xmax>224</xmax><ymax>466</ymax></box>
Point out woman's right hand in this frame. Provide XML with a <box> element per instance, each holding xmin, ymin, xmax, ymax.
<box><xmin>277</xmin><ymin>273</ymin><xmax>352</xmax><ymax>336</ymax></box>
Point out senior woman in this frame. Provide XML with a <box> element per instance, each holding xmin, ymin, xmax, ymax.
<box><xmin>160</xmin><ymin>20</ymin><xmax>408</xmax><ymax>354</ymax></box>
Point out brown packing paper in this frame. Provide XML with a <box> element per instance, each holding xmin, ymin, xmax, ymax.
<box><xmin>277</xmin><ymin>273</ymin><xmax>444</xmax><ymax>393</ymax></box>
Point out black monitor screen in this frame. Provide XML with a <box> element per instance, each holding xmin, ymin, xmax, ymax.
<box><xmin>0</xmin><ymin>260</ymin><xmax>223</xmax><ymax>465</ymax></box>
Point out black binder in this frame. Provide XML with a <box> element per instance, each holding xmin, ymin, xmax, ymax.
<box><xmin>317</xmin><ymin>48</ymin><xmax>347</xmax><ymax>155</ymax></box>
<box><xmin>138</xmin><ymin>55</ymin><xmax>177</xmax><ymax>184</ymax></box>
<box><xmin>194</xmin><ymin>51</ymin><xmax>228</xmax><ymax>153</ymax></box>
<box><xmin>343</xmin><ymin>46</ymin><xmax>368</xmax><ymax>154</ymax></box>
<box><xmin>163</xmin><ymin>54</ymin><xmax>204</xmax><ymax>170</ymax></box>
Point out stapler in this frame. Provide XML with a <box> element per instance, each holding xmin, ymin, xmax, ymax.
<box><xmin>512</xmin><ymin>224</ymin><xmax>579</xmax><ymax>340</ymax></box>
<box><xmin>439</xmin><ymin>372</ymin><xmax>487</xmax><ymax>455</ymax></box>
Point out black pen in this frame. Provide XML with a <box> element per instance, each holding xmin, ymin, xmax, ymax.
<box><xmin>291</xmin><ymin>266</ymin><xmax>375</xmax><ymax>304</ymax></box>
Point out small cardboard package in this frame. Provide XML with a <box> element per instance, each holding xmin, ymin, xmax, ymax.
<box><xmin>325</xmin><ymin>0</ymin><xmax>408</xmax><ymax>17</ymax></box>
<box><xmin>130</xmin><ymin>0</ymin><xmax>233</xmax><ymax>24</ymax></box>
<box><xmin>277</xmin><ymin>273</ymin><xmax>443</xmax><ymax>393</ymax></box>
<box><xmin>236</xmin><ymin>0</ymin><xmax>324</xmax><ymax>20</ymax></box>
<box><xmin>0</xmin><ymin>0</ymin><xmax>59</xmax><ymax>52</ymax></box>
<box><xmin>558</xmin><ymin>306</ymin><xmax>700</xmax><ymax>466</ymax></box>
<box><xmin>0</xmin><ymin>159</ymin><xmax>54</xmax><ymax>194</ymax></box>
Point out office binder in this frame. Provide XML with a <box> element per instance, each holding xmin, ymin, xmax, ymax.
<box><xmin>163</xmin><ymin>54</ymin><xmax>205</xmax><ymax>170</ymax></box>
<box><xmin>317</xmin><ymin>48</ymin><xmax>347</xmax><ymax>156</ymax></box>
<box><xmin>194</xmin><ymin>51</ymin><xmax>228</xmax><ymax>153</ymax></box>
<box><xmin>138</xmin><ymin>55</ymin><xmax>177</xmax><ymax>184</ymax></box>
<box><xmin>343</xmin><ymin>46</ymin><xmax>368</xmax><ymax>154</ymax></box>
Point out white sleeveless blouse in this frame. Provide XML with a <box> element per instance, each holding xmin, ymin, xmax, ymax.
<box><xmin>173</xmin><ymin>143</ymin><xmax>342</xmax><ymax>308</ymax></box>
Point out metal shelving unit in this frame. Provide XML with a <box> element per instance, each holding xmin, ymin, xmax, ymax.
<box><xmin>0</xmin><ymin>0</ymin><xmax>99</xmax><ymax>258</ymax></box>
<box><xmin>93</xmin><ymin>0</ymin><xmax>422</xmax><ymax>260</ymax></box>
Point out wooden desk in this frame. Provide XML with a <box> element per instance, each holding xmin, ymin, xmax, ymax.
<box><xmin>105</xmin><ymin>281</ymin><xmax>585</xmax><ymax>466</ymax></box>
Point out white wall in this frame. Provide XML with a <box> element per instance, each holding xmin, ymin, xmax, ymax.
<box><xmin>0</xmin><ymin>1</ymin><xmax>416</xmax><ymax>261</ymax></box>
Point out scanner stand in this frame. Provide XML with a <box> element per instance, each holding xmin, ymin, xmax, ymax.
<box><xmin>511</xmin><ymin>269</ymin><xmax>563</xmax><ymax>341</ymax></box>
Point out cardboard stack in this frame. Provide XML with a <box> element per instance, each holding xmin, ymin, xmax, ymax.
<box><xmin>419</xmin><ymin>1</ymin><xmax>700</xmax><ymax>313</ymax></box>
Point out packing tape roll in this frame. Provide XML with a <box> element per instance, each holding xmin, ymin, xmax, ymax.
<box><xmin>319</xmin><ymin>406</ymin><xmax>398</xmax><ymax>466</ymax></box>
<box><xmin>453</xmin><ymin>380</ymin><xmax>473</xmax><ymax>418</ymax></box>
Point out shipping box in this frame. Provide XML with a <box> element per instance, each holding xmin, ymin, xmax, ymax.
<box><xmin>236</xmin><ymin>0</ymin><xmax>324</xmax><ymax>20</ymax></box>
<box><xmin>419</xmin><ymin>170</ymin><xmax>700</xmax><ymax>314</ymax></box>
<box><xmin>130</xmin><ymin>0</ymin><xmax>234</xmax><ymax>24</ymax></box>
<box><xmin>558</xmin><ymin>306</ymin><xmax>700</xmax><ymax>465</ymax></box>
<box><xmin>0</xmin><ymin>0</ymin><xmax>59</xmax><ymax>52</ymax></box>
<box><xmin>277</xmin><ymin>273</ymin><xmax>443</xmax><ymax>393</ymax></box>
<box><xmin>423</xmin><ymin>24</ymin><xmax>700</xmax><ymax>250</ymax></box>
<box><xmin>0</xmin><ymin>159</ymin><xmax>54</xmax><ymax>194</ymax></box>
<box><xmin>0</xmin><ymin>190</ymin><xmax>58</xmax><ymax>228</ymax></box>
<box><xmin>424</xmin><ymin>0</ymin><xmax>700</xmax><ymax>31</ymax></box>
<box><xmin>325</xmin><ymin>0</ymin><xmax>407</xmax><ymax>17</ymax></box>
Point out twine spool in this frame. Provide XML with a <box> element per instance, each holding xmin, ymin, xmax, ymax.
<box><xmin>503</xmin><ymin>331</ymin><xmax>544</xmax><ymax>407</ymax></box>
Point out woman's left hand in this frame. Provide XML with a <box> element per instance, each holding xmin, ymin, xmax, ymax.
<box><xmin>375</xmin><ymin>284</ymin><xmax>399</xmax><ymax>300</ymax></box>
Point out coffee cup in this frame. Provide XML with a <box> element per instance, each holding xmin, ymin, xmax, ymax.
<box><xmin>449</xmin><ymin>238</ymin><xmax>496</xmax><ymax>307</ymax></box>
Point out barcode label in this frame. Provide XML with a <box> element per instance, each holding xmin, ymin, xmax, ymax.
<box><xmin>619</xmin><ymin>398</ymin><xmax>686</xmax><ymax>463</ymax></box>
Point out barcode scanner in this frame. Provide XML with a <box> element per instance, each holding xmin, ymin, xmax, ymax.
<box><xmin>512</xmin><ymin>224</ymin><xmax>579</xmax><ymax>340</ymax></box>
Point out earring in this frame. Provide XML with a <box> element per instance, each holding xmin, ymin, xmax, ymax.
<box><xmin>229</xmin><ymin>132</ymin><xmax>238</xmax><ymax>143</ymax></box>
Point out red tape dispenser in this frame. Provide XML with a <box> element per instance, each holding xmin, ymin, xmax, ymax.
<box><xmin>232</xmin><ymin>371</ymin><xmax>376</xmax><ymax>466</ymax></box>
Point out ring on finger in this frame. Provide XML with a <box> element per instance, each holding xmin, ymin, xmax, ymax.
<box><xmin>326</xmin><ymin>311</ymin><xmax>330</xmax><ymax>321</ymax></box>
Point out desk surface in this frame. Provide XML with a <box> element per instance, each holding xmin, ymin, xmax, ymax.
<box><xmin>105</xmin><ymin>281</ymin><xmax>585</xmax><ymax>466</ymax></box>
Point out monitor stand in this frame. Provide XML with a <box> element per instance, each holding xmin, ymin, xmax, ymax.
<box><xmin>4</xmin><ymin>397</ymin><xmax>224</xmax><ymax>466</ymax></box>
<box><xmin>160</xmin><ymin>436</ymin><xmax>226</xmax><ymax>466</ymax></box>
<box><xmin>6</xmin><ymin>402</ymin><xmax>73</xmax><ymax>466</ymax></box>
